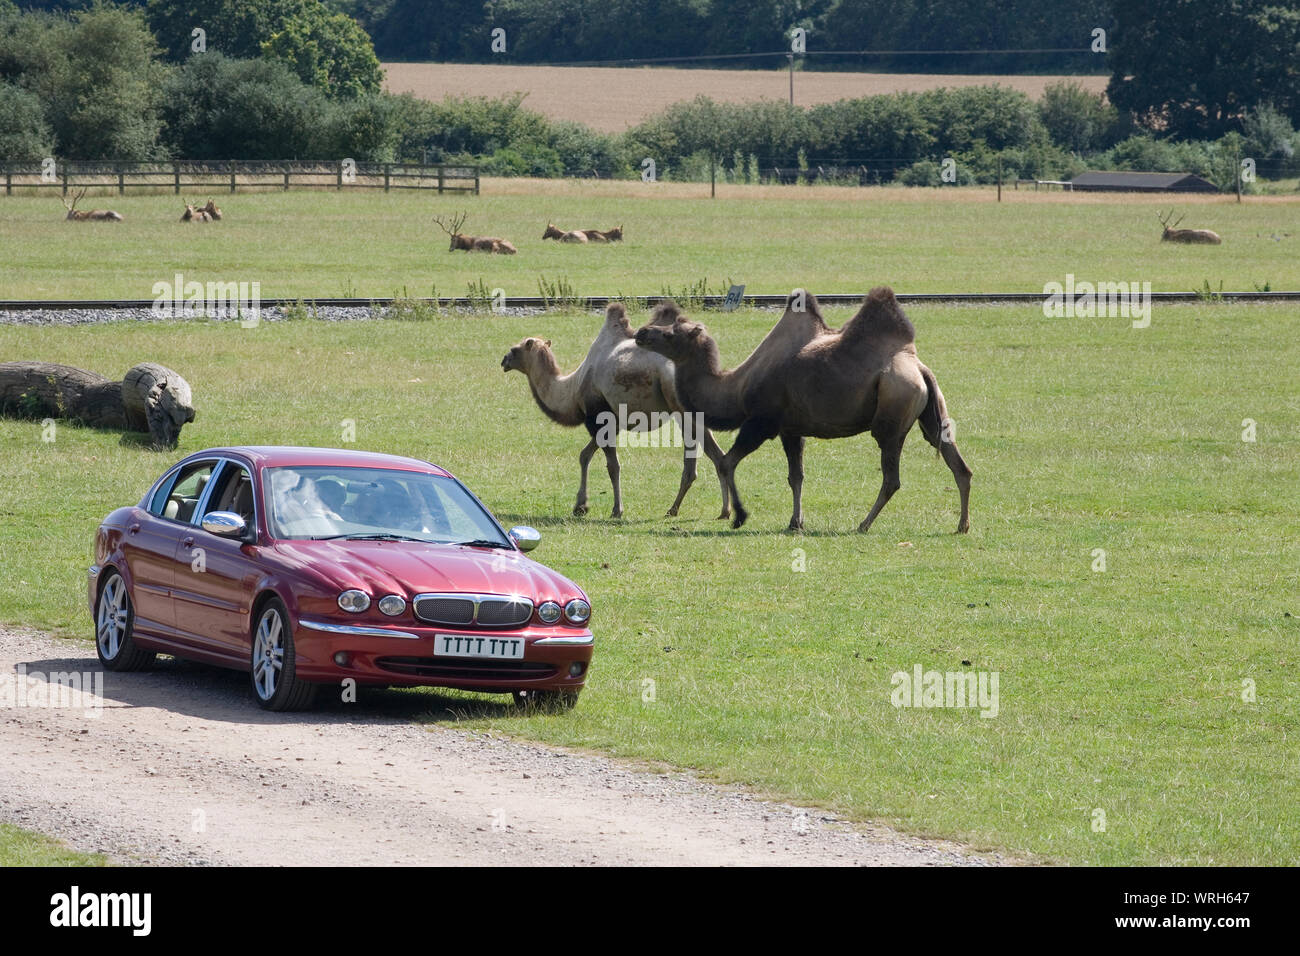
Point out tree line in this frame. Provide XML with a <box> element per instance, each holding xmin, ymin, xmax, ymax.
<box><xmin>2</xmin><ymin>0</ymin><xmax>1298</xmax><ymax>189</ymax></box>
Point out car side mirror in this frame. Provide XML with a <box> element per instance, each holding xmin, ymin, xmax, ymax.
<box><xmin>202</xmin><ymin>511</ymin><xmax>248</xmax><ymax>539</ymax></box>
<box><xmin>508</xmin><ymin>525</ymin><xmax>540</xmax><ymax>552</ymax></box>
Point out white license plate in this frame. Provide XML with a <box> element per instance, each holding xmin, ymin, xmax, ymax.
<box><xmin>434</xmin><ymin>634</ymin><xmax>525</xmax><ymax>659</ymax></box>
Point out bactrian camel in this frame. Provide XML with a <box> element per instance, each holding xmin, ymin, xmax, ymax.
<box><xmin>634</xmin><ymin>287</ymin><xmax>972</xmax><ymax>533</ymax></box>
<box><xmin>502</xmin><ymin>303</ymin><xmax>729</xmax><ymax>519</ymax></box>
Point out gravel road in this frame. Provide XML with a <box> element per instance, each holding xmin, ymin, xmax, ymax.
<box><xmin>0</xmin><ymin>626</ymin><xmax>998</xmax><ymax>866</ymax></box>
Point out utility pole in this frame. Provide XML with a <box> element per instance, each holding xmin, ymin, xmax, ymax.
<box><xmin>788</xmin><ymin>53</ymin><xmax>794</xmax><ymax>106</ymax></box>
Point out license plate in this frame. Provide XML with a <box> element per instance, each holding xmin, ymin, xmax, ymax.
<box><xmin>434</xmin><ymin>634</ymin><xmax>525</xmax><ymax>659</ymax></box>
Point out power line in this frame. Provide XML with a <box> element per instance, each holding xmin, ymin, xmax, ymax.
<box><xmin>538</xmin><ymin>48</ymin><xmax>1097</xmax><ymax>68</ymax></box>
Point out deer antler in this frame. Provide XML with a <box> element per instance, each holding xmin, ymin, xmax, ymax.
<box><xmin>63</xmin><ymin>187</ymin><xmax>86</xmax><ymax>211</ymax></box>
<box><xmin>433</xmin><ymin>211</ymin><xmax>468</xmax><ymax>236</ymax></box>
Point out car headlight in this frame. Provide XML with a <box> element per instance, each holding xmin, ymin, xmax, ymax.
<box><xmin>563</xmin><ymin>598</ymin><xmax>590</xmax><ymax>624</ymax></box>
<box><xmin>338</xmin><ymin>589</ymin><xmax>371</xmax><ymax>613</ymax></box>
<box><xmin>377</xmin><ymin>594</ymin><xmax>406</xmax><ymax>617</ymax></box>
<box><xmin>537</xmin><ymin>601</ymin><xmax>562</xmax><ymax>624</ymax></box>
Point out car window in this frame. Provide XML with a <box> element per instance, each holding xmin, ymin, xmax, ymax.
<box><xmin>201</xmin><ymin>462</ymin><xmax>255</xmax><ymax>528</ymax></box>
<box><xmin>151</xmin><ymin>461</ymin><xmax>215</xmax><ymax>523</ymax></box>
<box><xmin>263</xmin><ymin>466</ymin><xmax>507</xmax><ymax>544</ymax></box>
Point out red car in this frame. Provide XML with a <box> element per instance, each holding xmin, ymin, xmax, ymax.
<box><xmin>88</xmin><ymin>446</ymin><xmax>593</xmax><ymax>711</ymax></box>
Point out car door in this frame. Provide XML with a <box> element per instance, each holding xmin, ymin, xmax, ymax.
<box><xmin>123</xmin><ymin>459</ymin><xmax>217</xmax><ymax>638</ymax></box>
<box><xmin>170</xmin><ymin>459</ymin><xmax>262</xmax><ymax>664</ymax></box>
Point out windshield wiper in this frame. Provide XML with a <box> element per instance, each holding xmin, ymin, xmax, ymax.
<box><xmin>452</xmin><ymin>538</ymin><xmax>513</xmax><ymax>549</ymax></box>
<box><xmin>310</xmin><ymin>532</ymin><xmax>432</xmax><ymax>542</ymax></box>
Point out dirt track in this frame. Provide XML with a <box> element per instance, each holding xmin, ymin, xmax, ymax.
<box><xmin>0</xmin><ymin>626</ymin><xmax>997</xmax><ymax>866</ymax></box>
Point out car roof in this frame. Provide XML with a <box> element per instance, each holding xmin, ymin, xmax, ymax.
<box><xmin>187</xmin><ymin>446</ymin><xmax>453</xmax><ymax>478</ymax></box>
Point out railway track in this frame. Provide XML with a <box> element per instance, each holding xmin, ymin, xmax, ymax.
<box><xmin>2</xmin><ymin>291</ymin><xmax>1297</xmax><ymax>312</ymax></box>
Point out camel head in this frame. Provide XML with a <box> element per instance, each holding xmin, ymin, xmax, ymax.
<box><xmin>634</xmin><ymin>317</ymin><xmax>709</xmax><ymax>364</ymax></box>
<box><xmin>501</xmin><ymin>337</ymin><xmax>553</xmax><ymax>374</ymax></box>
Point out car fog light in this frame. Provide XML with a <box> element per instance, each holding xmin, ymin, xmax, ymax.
<box><xmin>538</xmin><ymin>601</ymin><xmax>562</xmax><ymax>624</ymax></box>
<box><xmin>333</xmin><ymin>652</ymin><xmax>350</xmax><ymax>666</ymax></box>
<box><xmin>569</xmin><ymin>662</ymin><xmax>586</xmax><ymax>677</ymax></box>
<box><xmin>338</xmin><ymin>589</ymin><xmax>370</xmax><ymax>613</ymax></box>
<box><xmin>378</xmin><ymin>594</ymin><xmax>406</xmax><ymax>617</ymax></box>
<box><xmin>563</xmin><ymin>598</ymin><xmax>590</xmax><ymax>624</ymax></box>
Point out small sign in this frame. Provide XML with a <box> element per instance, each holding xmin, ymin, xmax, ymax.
<box><xmin>722</xmin><ymin>284</ymin><xmax>745</xmax><ymax>312</ymax></box>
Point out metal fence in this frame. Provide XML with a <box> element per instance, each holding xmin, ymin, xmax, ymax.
<box><xmin>0</xmin><ymin>160</ymin><xmax>479</xmax><ymax>196</ymax></box>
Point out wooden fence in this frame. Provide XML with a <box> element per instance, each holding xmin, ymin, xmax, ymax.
<box><xmin>0</xmin><ymin>160</ymin><xmax>478</xmax><ymax>196</ymax></box>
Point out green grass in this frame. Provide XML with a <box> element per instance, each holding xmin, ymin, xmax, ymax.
<box><xmin>0</xmin><ymin>186</ymin><xmax>1297</xmax><ymax>299</ymax></box>
<box><xmin>1</xmin><ymin>300</ymin><xmax>1297</xmax><ymax>866</ymax></box>
<box><xmin>0</xmin><ymin>823</ymin><xmax>107</xmax><ymax>866</ymax></box>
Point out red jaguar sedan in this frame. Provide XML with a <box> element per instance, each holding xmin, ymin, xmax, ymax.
<box><xmin>88</xmin><ymin>446</ymin><xmax>593</xmax><ymax>711</ymax></box>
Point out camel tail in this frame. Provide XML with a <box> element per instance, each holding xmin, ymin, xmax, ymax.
<box><xmin>917</xmin><ymin>364</ymin><xmax>948</xmax><ymax>457</ymax></box>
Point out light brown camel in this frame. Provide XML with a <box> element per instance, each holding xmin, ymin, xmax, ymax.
<box><xmin>502</xmin><ymin>304</ymin><xmax>730</xmax><ymax>519</ymax></box>
<box><xmin>634</xmin><ymin>287</ymin><xmax>972</xmax><ymax>533</ymax></box>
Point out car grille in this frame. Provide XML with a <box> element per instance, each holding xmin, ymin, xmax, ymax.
<box><xmin>377</xmin><ymin>657</ymin><xmax>557</xmax><ymax>681</ymax></box>
<box><xmin>412</xmin><ymin>593</ymin><xmax>534</xmax><ymax>628</ymax></box>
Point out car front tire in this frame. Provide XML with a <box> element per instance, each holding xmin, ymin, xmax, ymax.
<box><xmin>95</xmin><ymin>570</ymin><xmax>155</xmax><ymax>671</ymax></box>
<box><xmin>250</xmin><ymin>598</ymin><xmax>318</xmax><ymax>711</ymax></box>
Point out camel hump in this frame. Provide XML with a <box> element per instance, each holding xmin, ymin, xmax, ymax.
<box><xmin>785</xmin><ymin>288</ymin><xmax>824</xmax><ymax>322</ymax></box>
<box><xmin>844</xmin><ymin>286</ymin><xmax>915</xmax><ymax>343</ymax></box>
<box><xmin>649</xmin><ymin>300</ymin><xmax>684</xmax><ymax>327</ymax></box>
<box><xmin>604</xmin><ymin>302</ymin><xmax>632</xmax><ymax>336</ymax></box>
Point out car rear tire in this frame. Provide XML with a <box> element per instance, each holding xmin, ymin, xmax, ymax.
<box><xmin>513</xmin><ymin>689</ymin><xmax>580</xmax><ymax>712</ymax></box>
<box><xmin>95</xmin><ymin>570</ymin><xmax>155</xmax><ymax>671</ymax></box>
<box><xmin>250</xmin><ymin>598</ymin><xmax>317</xmax><ymax>712</ymax></box>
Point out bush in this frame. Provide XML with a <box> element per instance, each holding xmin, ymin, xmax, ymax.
<box><xmin>160</xmin><ymin>52</ymin><xmax>335</xmax><ymax>159</ymax></box>
<box><xmin>1241</xmin><ymin>103</ymin><xmax>1299</xmax><ymax>178</ymax></box>
<box><xmin>1039</xmin><ymin>81</ymin><xmax>1122</xmax><ymax>153</ymax></box>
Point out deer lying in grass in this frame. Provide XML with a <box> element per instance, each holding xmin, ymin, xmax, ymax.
<box><xmin>543</xmin><ymin>223</ymin><xmax>589</xmax><ymax>243</ymax></box>
<box><xmin>1159</xmin><ymin>210</ymin><xmax>1221</xmax><ymax>244</ymax></box>
<box><xmin>180</xmin><ymin>200</ymin><xmax>211</xmax><ymax>222</ymax></box>
<box><xmin>585</xmin><ymin>225</ymin><xmax>622</xmax><ymax>242</ymax></box>
<box><xmin>202</xmin><ymin>198</ymin><xmax>222</xmax><ymax>220</ymax></box>
<box><xmin>435</xmin><ymin>212</ymin><xmax>517</xmax><ymax>254</ymax></box>
<box><xmin>61</xmin><ymin>188</ymin><xmax>123</xmax><ymax>222</ymax></box>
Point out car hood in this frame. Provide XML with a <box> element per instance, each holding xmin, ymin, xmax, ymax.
<box><xmin>268</xmin><ymin>539</ymin><xmax>585</xmax><ymax>602</ymax></box>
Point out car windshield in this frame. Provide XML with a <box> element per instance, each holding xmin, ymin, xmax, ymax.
<box><xmin>263</xmin><ymin>465</ymin><xmax>509</xmax><ymax>546</ymax></box>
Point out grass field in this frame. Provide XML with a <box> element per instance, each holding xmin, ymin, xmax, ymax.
<box><xmin>382</xmin><ymin>62</ymin><xmax>1109</xmax><ymax>132</ymax></box>
<box><xmin>1</xmin><ymin>290</ymin><xmax>1297</xmax><ymax>865</ymax></box>
<box><xmin>0</xmin><ymin>823</ymin><xmax>107</xmax><ymax>866</ymax></box>
<box><xmin>1</xmin><ymin>185</ymin><xmax>1297</xmax><ymax>301</ymax></box>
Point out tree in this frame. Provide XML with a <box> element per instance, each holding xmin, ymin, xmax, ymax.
<box><xmin>1039</xmin><ymin>80</ymin><xmax>1121</xmax><ymax>152</ymax></box>
<box><xmin>261</xmin><ymin>2</ymin><xmax>383</xmax><ymax>98</ymax></box>
<box><xmin>0</xmin><ymin>81</ymin><xmax>53</xmax><ymax>160</ymax></box>
<box><xmin>49</xmin><ymin>5</ymin><xmax>167</xmax><ymax>159</ymax></box>
<box><xmin>1107</xmin><ymin>0</ymin><xmax>1300</xmax><ymax>138</ymax></box>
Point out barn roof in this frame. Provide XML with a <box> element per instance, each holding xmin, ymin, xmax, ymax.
<box><xmin>1070</xmin><ymin>171</ymin><xmax>1220</xmax><ymax>192</ymax></box>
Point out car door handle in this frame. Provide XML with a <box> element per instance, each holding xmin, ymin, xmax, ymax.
<box><xmin>182</xmin><ymin>536</ymin><xmax>194</xmax><ymax>547</ymax></box>
<box><xmin>128</xmin><ymin>524</ymin><xmax>140</xmax><ymax>535</ymax></box>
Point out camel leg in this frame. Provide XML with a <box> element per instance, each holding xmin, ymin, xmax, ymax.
<box><xmin>858</xmin><ymin>432</ymin><xmax>904</xmax><ymax>533</ymax></box>
<box><xmin>602</xmin><ymin>445</ymin><xmax>623</xmax><ymax>518</ymax></box>
<box><xmin>724</xmin><ymin>418</ymin><xmax>776</xmax><ymax>530</ymax></box>
<box><xmin>941</xmin><ymin>440</ymin><xmax>972</xmax><ymax>533</ymax></box>
<box><xmin>665</xmin><ymin>441</ymin><xmax>698</xmax><ymax>517</ymax></box>
<box><xmin>780</xmin><ymin>432</ymin><xmax>805</xmax><ymax>532</ymax></box>
<box><xmin>700</xmin><ymin>427</ymin><xmax>731</xmax><ymax>520</ymax></box>
<box><xmin>573</xmin><ymin>435</ymin><xmax>598</xmax><ymax>517</ymax></box>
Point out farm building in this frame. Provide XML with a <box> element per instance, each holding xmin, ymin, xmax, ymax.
<box><xmin>1069</xmin><ymin>171</ymin><xmax>1220</xmax><ymax>193</ymax></box>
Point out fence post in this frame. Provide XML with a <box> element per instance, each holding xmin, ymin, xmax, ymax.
<box><xmin>62</xmin><ymin>161</ymin><xmax>68</xmax><ymax>197</ymax></box>
<box><xmin>474</xmin><ymin>168</ymin><xmax>479</xmax><ymax>196</ymax></box>
<box><xmin>118</xmin><ymin>163</ymin><xmax>125</xmax><ymax>195</ymax></box>
<box><xmin>384</xmin><ymin>163</ymin><xmax>390</xmax><ymax>192</ymax></box>
<box><xmin>5</xmin><ymin>169</ymin><xmax>10</xmax><ymax>197</ymax></box>
<box><xmin>173</xmin><ymin>161</ymin><xmax>180</xmax><ymax>195</ymax></box>
<box><xmin>337</xmin><ymin>160</ymin><xmax>343</xmax><ymax>190</ymax></box>
<box><xmin>284</xmin><ymin>165</ymin><xmax>290</xmax><ymax>191</ymax></box>
<box><xmin>230</xmin><ymin>159</ymin><xmax>237</xmax><ymax>194</ymax></box>
<box><xmin>437</xmin><ymin>165</ymin><xmax>444</xmax><ymax>194</ymax></box>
